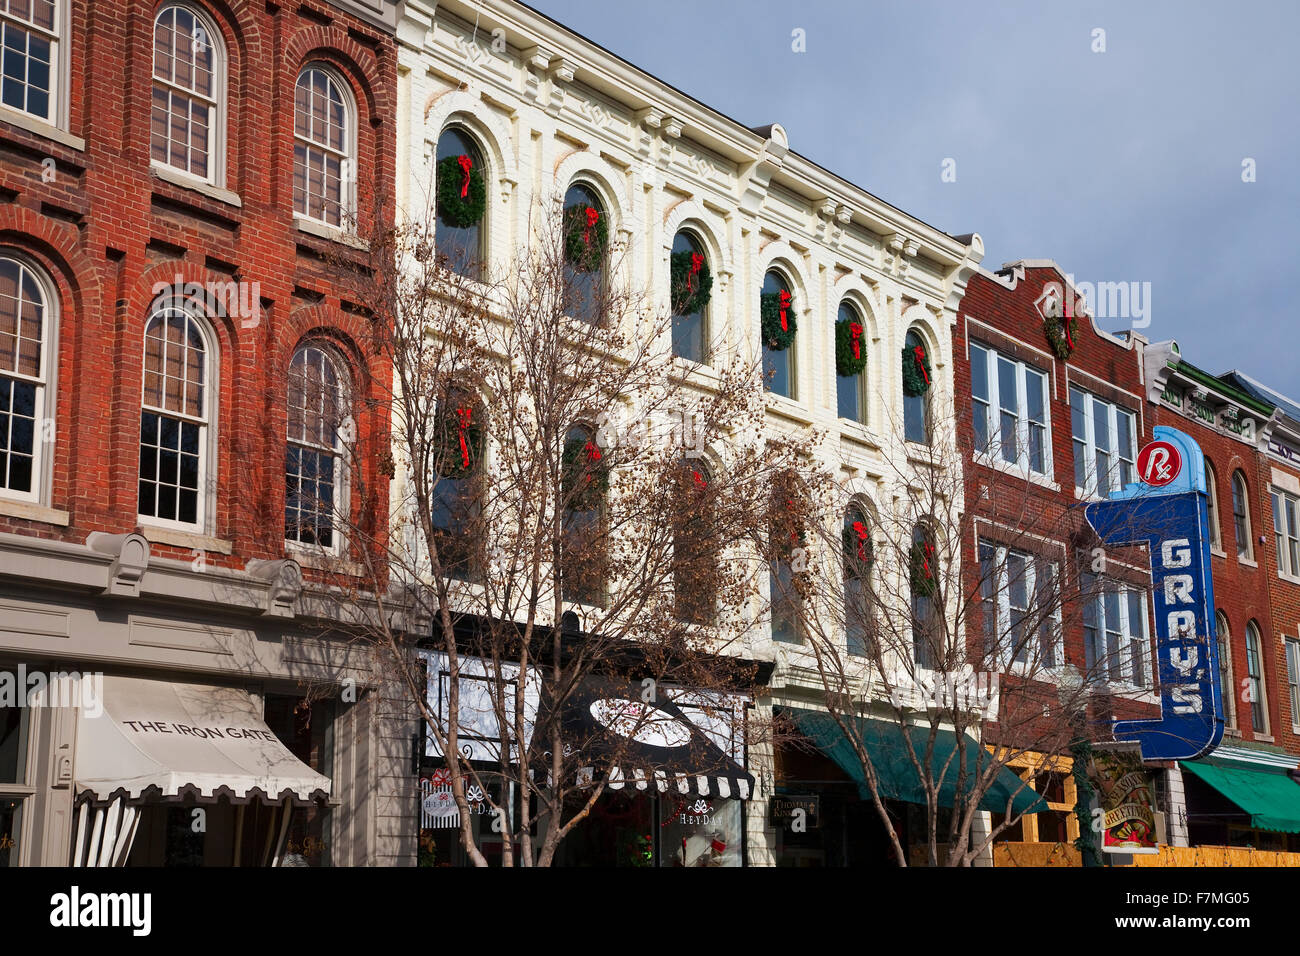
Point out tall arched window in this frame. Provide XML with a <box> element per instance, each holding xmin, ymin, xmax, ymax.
<box><xmin>672</xmin><ymin>460</ymin><xmax>715</xmax><ymax>624</ymax></box>
<box><xmin>1245</xmin><ymin>620</ymin><xmax>1268</xmax><ymax>735</ymax></box>
<box><xmin>1232</xmin><ymin>470</ymin><xmax>1253</xmax><ymax>560</ymax></box>
<box><xmin>0</xmin><ymin>255</ymin><xmax>53</xmax><ymax>501</ymax></box>
<box><xmin>670</xmin><ymin>230</ymin><xmax>710</xmax><ymax>364</ymax></box>
<box><xmin>294</xmin><ymin>64</ymin><xmax>355</xmax><ymax>229</ymax></box>
<box><xmin>285</xmin><ymin>344</ymin><xmax>348</xmax><ymax>551</ymax></box>
<box><xmin>562</xmin><ymin>182</ymin><xmax>606</xmax><ymax>325</ymax></box>
<box><xmin>1216</xmin><ymin>611</ymin><xmax>1235</xmax><ymax>730</ymax></box>
<box><xmin>560</xmin><ymin>424</ymin><xmax>606</xmax><ymax>606</ymax></box>
<box><xmin>836</xmin><ymin>301</ymin><xmax>866</xmax><ymax>424</ymax></box>
<box><xmin>761</xmin><ymin>269</ymin><xmax>794</xmax><ymax>398</ymax></box>
<box><xmin>434</xmin><ymin>125</ymin><xmax>487</xmax><ymax>279</ymax></box>
<box><xmin>139</xmin><ymin>298</ymin><xmax>213</xmax><ymax>529</ymax></box>
<box><xmin>843</xmin><ymin>503</ymin><xmax>874</xmax><ymax>657</ymax></box>
<box><xmin>903</xmin><ymin>329</ymin><xmax>930</xmax><ymax>444</ymax></box>
<box><xmin>0</xmin><ymin>0</ymin><xmax>59</xmax><ymax>123</ymax></box>
<box><xmin>910</xmin><ymin>523</ymin><xmax>939</xmax><ymax>668</ymax></box>
<box><xmin>769</xmin><ymin>472</ymin><xmax>803</xmax><ymax>643</ymax></box>
<box><xmin>151</xmin><ymin>4</ymin><xmax>225</xmax><ymax>184</ymax></box>
<box><xmin>1205</xmin><ymin>460</ymin><xmax>1222</xmax><ymax>551</ymax></box>
<box><xmin>432</xmin><ymin>387</ymin><xmax>482</xmax><ymax>580</ymax></box>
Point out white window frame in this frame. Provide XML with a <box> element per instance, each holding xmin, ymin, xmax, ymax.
<box><xmin>0</xmin><ymin>0</ymin><xmax>64</xmax><ymax>128</ymax></box>
<box><xmin>1083</xmin><ymin>575</ymin><xmax>1153</xmax><ymax>690</ymax></box>
<box><xmin>979</xmin><ymin>539</ymin><xmax>1062</xmax><ymax>673</ymax></box>
<box><xmin>1231</xmin><ymin>471</ymin><xmax>1254</xmax><ymax>561</ymax></box>
<box><xmin>0</xmin><ymin>253</ymin><xmax>56</xmax><ymax>506</ymax></box>
<box><xmin>1244</xmin><ymin>622</ymin><xmax>1269</xmax><ymax>736</ymax></box>
<box><xmin>1285</xmin><ymin>637</ymin><xmax>1300</xmax><ymax>734</ymax></box>
<box><xmin>1271</xmin><ymin>488</ymin><xmax>1300</xmax><ymax>582</ymax></box>
<box><xmin>1070</xmin><ymin>386</ymin><xmax>1136</xmax><ymax>498</ymax></box>
<box><xmin>1206</xmin><ymin>462</ymin><xmax>1223</xmax><ymax>553</ymax></box>
<box><xmin>150</xmin><ymin>3</ymin><xmax>226</xmax><ymax>188</ymax></box>
<box><xmin>292</xmin><ymin>63</ymin><xmax>357</xmax><ymax>231</ymax></box>
<box><xmin>284</xmin><ymin>343</ymin><xmax>350</xmax><ymax>557</ymax></box>
<box><xmin>1216</xmin><ymin>611</ymin><xmax>1236</xmax><ymax>731</ymax></box>
<box><xmin>970</xmin><ymin>342</ymin><xmax>1051</xmax><ymax>477</ymax></box>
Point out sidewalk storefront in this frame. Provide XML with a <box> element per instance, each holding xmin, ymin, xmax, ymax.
<box><xmin>1179</xmin><ymin>746</ymin><xmax>1300</xmax><ymax>852</ymax></box>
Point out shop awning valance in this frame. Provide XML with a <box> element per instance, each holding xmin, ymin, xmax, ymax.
<box><xmin>784</xmin><ymin>708</ymin><xmax>1044</xmax><ymax>816</ymax></box>
<box><xmin>1180</xmin><ymin>758</ymin><xmax>1300</xmax><ymax>833</ymax></box>
<box><xmin>74</xmin><ymin>675</ymin><xmax>331</xmax><ymax>805</ymax></box>
<box><xmin>534</xmin><ymin>676</ymin><xmax>754</xmax><ymax>799</ymax></box>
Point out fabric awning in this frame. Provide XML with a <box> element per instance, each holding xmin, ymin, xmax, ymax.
<box><xmin>1180</xmin><ymin>758</ymin><xmax>1300</xmax><ymax>833</ymax></box>
<box><xmin>785</xmin><ymin>708</ymin><xmax>1044</xmax><ymax>816</ymax></box>
<box><xmin>74</xmin><ymin>675</ymin><xmax>330</xmax><ymax>805</ymax></box>
<box><xmin>533</xmin><ymin>676</ymin><xmax>754</xmax><ymax>799</ymax></box>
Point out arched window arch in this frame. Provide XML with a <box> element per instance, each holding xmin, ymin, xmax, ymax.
<box><xmin>151</xmin><ymin>3</ymin><xmax>226</xmax><ymax>185</ymax></box>
<box><xmin>670</xmin><ymin>230</ymin><xmax>709</xmax><ymax>364</ymax></box>
<box><xmin>672</xmin><ymin>459</ymin><xmax>715</xmax><ymax>624</ymax></box>
<box><xmin>761</xmin><ymin>269</ymin><xmax>795</xmax><ymax>398</ymax></box>
<box><xmin>843</xmin><ymin>501</ymin><xmax>875</xmax><ymax>657</ymax></box>
<box><xmin>903</xmin><ymin>328</ymin><xmax>931</xmax><ymax>444</ymax></box>
<box><xmin>294</xmin><ymin>63</ymin><xmax>356</xmax><ymax>230</ymax></box>
<box><xmin>836</xmin><ymin>300</ymin><xmax>867</xmax><ymax>424</ymax></box>
<box><xmin>560</xmin><ymin>423</ymin><xmax>606</xmax><ymax>605</ymax></box>
<box><xmin>1245</xmin><ymin>620</ymin><xmax>1268</xmax><ymax>735</ymax></box>
<box><xmin>434</xmin><ymin>124</ymin><xmax>487</xmax><ymax>279</ymax></box>
<box><xmin>1216</xmin><ymin>611</ymin><xmax>1236</xmax><ymax>730</ymax></box>
<box><xmin>910</xmin><ymin>522</ymin><xmax>939</xmax><ymax>668</ymax></box>
<box><xmin>562</xmin><ymin>182</ymin><xmax>607</xmax><ymax>325</ymax></box>
<box><xmin>1205</xmin><ymin>460</ymin><xmax>1222</xmax><ymax>551</ymax></box>
<box><xmin>285</xmin><ymin>343</ymin><xmax>350</xmax><ymax>551</ymax></box>
<box><xmin>139</xmin><ymin>295</ymin><xmax>215</xmax><ymax>530</ymax></box>
<box><xmin>0</xmin><ymin>254</ymin><xmax>55</xmax><ymax>502</ymax></box>
<box><xmin>432</xmin><ymin>386</ymin><xmax>483</xmax><ymax>580</ymax></box>
<box><xmin>1232</xmin><ymin>470</ymin><xmax>1253</xmax><ymax>560</ymax></box>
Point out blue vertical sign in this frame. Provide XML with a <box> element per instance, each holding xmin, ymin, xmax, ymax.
<box><xmin>1084</xmin><ymin>426</ymin><xmax>1224</xmax><ymax>761</ymax></box>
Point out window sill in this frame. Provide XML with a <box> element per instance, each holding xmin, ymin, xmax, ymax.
<box><xmin>763</xmin><ymin>392</ymin><xmax>812</xmax><ymax>425</ymax></box>
<box><xmin>972</xmin><ymin>451</ymin><xmax>1058</xmax><ymax>491</ymax></box>
<box><xmin>1237</xmin><ymin>555</ymin><xmax>1258</xmax><ymax>568</ymax></box>
<box><xmin>150</xmin><ymin>162</ymin><xmax>242</xmax><ymax>208</ymax></box>
<box><xmin>295</xmin><ymin>216</ymin><xmax>368</xmax><ymax>251</ymax></box>
<box><xmin>288</xmin><ymin>546</ymin><xmax>363</xmax><ymax>577</ymax></box>
<box><xmin>140</xmin><ymin>525</ymin><xmax>234</xmax><ymax>555</ymax></box>
<box><xmin>0</xmin><ymin>105</ymin><xmax>85</xmax><ymax>151</ymax></box>
<box><xmin>1210</xmin><ymin>546</ymin><xmax>1227</xmax><ymax>559</ymax></box>
<box><xmin>0</xmin><ymin>498</ymin><xmax>70</xmax><ymax>526</ymax></box>
<box><xmin>1278</xmin><ymin>571</ymin><xmax>1300</xmax><ymax>585</ymax></box>
<box><xmin>1253</xmin><ymin>733</ymin><xmax>1275</xmax><ymax>743</ymax></box>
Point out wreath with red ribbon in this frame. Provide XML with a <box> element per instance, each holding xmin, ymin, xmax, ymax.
<box><xmin>564</xmin><ymin>204</ymin><xmax>608</xmax><ymax>273</ymax></box>
<box><xmin>842</xmin><ymin>519</ymin><xmax>873</xmax><ymax>576</ymax></box>
<box><xmin>436</xmin><ymin>154</ymin><xmax>488</xmax><ymax>229</ymax></box>
<box><xmin>902</xmin><ymin>343</ymin><xmax>932</xmax><ymax>397</ymax></box>
<box><xmin>561</xmin><ymin>435</ymin><xmax>609</xmax><ymax>510</ymax></box>
<box><xmin>909</xmin><ymin>540</ymin><xmax>939</xmax><ymax>596</ymax></box>
<box><xmin>1043</xmin><ymin>314</ymin><xmax>1079</xmax><ymax>361</ymax></box>
<box><xmin>670</xmin><ymin>250</ymin><xmax>713</xmax><ymax>315</ymax></box>
<box><xmin>436</xmin><ymin>403</ymin><xmax>483</xmax><ymax>479</ymax></box>
<box><xmin>760</xmin><ymin>288</ymin><xmax>797</xmax><ymax>351</ymax></box>
<box><xmin>835</xmin><ymin>317</ymin><xmax>867</xmax><ymax>377</ymax></box>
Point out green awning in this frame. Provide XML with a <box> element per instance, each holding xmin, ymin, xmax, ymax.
<box><xmin>785</xmin><ymin>708</ymin><xmax>1044</xmax><ymax>816</ymax></box>
<box><xmin>1180</xmin><ymin>759</ymin><xmax>1300</xmax><ymax>833</ymax></box>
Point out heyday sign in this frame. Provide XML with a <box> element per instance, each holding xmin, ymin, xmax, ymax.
<box><xmin>1084</xmin><ymin>426</ymin><xmax>1224</xmax><ymax>761</ymax></box>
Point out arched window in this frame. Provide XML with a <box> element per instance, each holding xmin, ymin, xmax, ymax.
<box><xmin>294</xmin><ymin>64</ymin><xmax>355</xmax><ymax>229</ymax></box>
<box><xmin>151</xmin><ymin>4</ymin><xmax>225</xmax><ymax>184</ymax></box>
<box><xmin>843</xmin><ymin>503</ymin><xmax>874</xmax><ymax>657</ymax></box>
<box><xmin>903</xmin><ymin>329</ymin><xmax>930</xmax><ymax>444</ymax></box>
<box><xmin>431</xmin><ymin>387</ymin><xmax>482</xmax><ymax>580</ymax></box>
<box><xmin>670</xmin><ymin>230</ymin><xmax>710</xmax><ymax>364</ymax></box>
<box><xmin>1205</xmin><ymin>460</ymin><xmax>1222</xmax><ymax>551</ymax></box>
<box><xmin>836</xmin><ymin>301</ymin><xmax>866</xmax><ymax>424</ymax></box>
<box><xmin>0</xmin><ymin>255</ymin><xmax>53</xmax><ymax>501</ymax></box>
<box><xmin>434</xmin><ymin>125</ymin><xmax>487</xmax><ymax>279</ymax></box>
<box><xmin>1245</xmin><ymin>621</ymin><xmax>1268</xmax><ymax>735</ymax></box>
<box><xmin>560</xmin><ymin>424</ymin><xmax>606</xmax><ymax>606</ymax></box>
<box><xmin>562</xmin><ymin>182</ymin><xmax>606</xmax><ymax>325</ymax></box>
<box><xmin>910</xmin><ymin>523</ymin><xmax>939</xmax><ymax>668</ymax></box>
<box><xmin>0</xmin><ymin>0</ymin><xmax>60</xmax><ymax>123</ymax></box>
<box><xmin>769</xmin><ymin>472</ymin><xmax>803</xmax><ymax>643</ymax></box>
<box><xmin>285</xmin><ymin>344</ymin><xmax>348</xmax><ymax>550</ymax></box>
<box><xmin>672</xmin><ymin>460</ymin><xmax>715</xmax><ymax>624</ymax></box>
<box><xmin>761</xmin><ymin>269</ymin><xmax>794</xmax><ymax>398</ymax></box>
<box><xmin>1216</xmin><ymin>611</ymin><xmax>1235</xmax><ymax>730</ymax></box>
<box><xmin>139</xmin><ymin>297</ymin><xmax>213</xmax><ymax>529</ymax></box>
<box><xmin>1232</xmin><ymin>471</ymin><xmax>1253</xmax><ymax>560</ymax></box>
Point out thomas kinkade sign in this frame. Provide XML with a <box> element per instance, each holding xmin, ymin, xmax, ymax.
<box><xmin>1085</xmin><ymin>426</ymin><xmax>1225</xmax><ymax>761</ymax></box>
<box><xmin>1091</xmin><ymin>745</ymin><xmax>1159</xmax><ymax>853</ymax></box>
<box><xmin>770</xmin><ymin>794</ymin><xmax>820</xmax><ymax>830</ymax></box>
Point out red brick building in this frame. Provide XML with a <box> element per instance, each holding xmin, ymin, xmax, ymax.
<box><xmin>0</xmin><ymin>0</ymin><xmax>400</xmax><ymax>867</ymax></box>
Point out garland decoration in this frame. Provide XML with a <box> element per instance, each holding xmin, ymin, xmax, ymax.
<box><xmin>835</xmin><ymin>317</ymin><xmax>867</xmax><ymax>377</ymax></box>
<box><xmin>761</xmin><ymin>288</ymin><xmax>797</xmax><ymax>351</ymax></box>
<box><xmin>909</xmin><ymin>540</ymin><xmax>938</xmax><ymax>596</ymax></box>
<box><xmin>436</xmin><ymin>403</ymin><xmax>482</xmax><ymax>479</ymax></box>
<box><xmin>564</xmin><ymin>204</ymin><xmax>608</xmax><ymax>273</ymax></box>
<box><xmin>1043</xmin><ymin>313</ymin><xmax>1079</xmax><ymax>361</ymax></box>
<box><xmin>562</xmin><ymin>436</ymin><xmax>609</xmax><ymax>510</ymax></box>
<box><xmin>435</xmin><ymin>154</ymin><xmax>487</xmax><ymax>229</ymax></box>
<box><xmin>670</xmin><ymin>250</ymin><xmax>713</xmax><ymax>315</ymax></box>
<box><xmin>902</xmin><ymin>343</ymin><xmax>932</xmax><ymax>397</ymax></box>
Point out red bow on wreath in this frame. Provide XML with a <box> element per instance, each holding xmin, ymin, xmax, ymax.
<box><xmin>692</xmin><ymin>470</ymin><xmax>707</xmax><ymax>490</ymax></box>
<box><xmin>582</xmin><ymin>440</ymin><xmax>602</xmax><ymax>485</ymax></box>
<box><xmin>913</xmin><ymin>345</ymin><xmax>930</xmax><ymax>384</ymax></box>
<box><xmin>778</xmin><ymin>289</ymin><xmax>791</xmax><ymax>332</ymax></box>
<box><xmin>922</xmin><ymin>541</ymin><xmax>935</xmax><ymax>579</ymax></box>
<box><xmin>1064</xmin><ymin>309</ymin><xmax>1075</xmax><ymax>350</ymax></box>
<box><xmin>852</xmin><ymin>520</ymin><xmax>870</xmax><ymax>561</ymax></box>
<box><xmin>583</xmin><ymin>207</ymin><xmax>600</xmax><ymax>246</ymax></box>
<box><xmin>850</xmin><ymin>321</ymin><xmax>863</xmax><ymax>360</ymax></box>
<box><xmin>455</xmin><ymin>407</ymin><xmax>473</xmax><ymax>469</ymax></box>
<box><xmin>457</xmin><ymin>155</ymin><xmax>473</xmax><ymax>199</ymax></box>
<box><xmin>687</xmin><ymin>252</ymin><xmax>704</xmax><ymax>292</ymax></box>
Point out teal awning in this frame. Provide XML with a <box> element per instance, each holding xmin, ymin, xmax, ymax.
<box><xmin>786</xmin><ymin>708</ymin><xmax>1044</xmax><ymax>816</ymax></box>
<box><xmin>1180</xmin><ymin>759</ymin><xmax>1300</xmax><ymax>833</ymax></box>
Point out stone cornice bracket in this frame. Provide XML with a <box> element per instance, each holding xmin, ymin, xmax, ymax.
<box><xmin>739</xmin><ymin>123</ymin><xmax>788</xmax><ymax>216</ymax></box>
<box><xmin>86</xmin><ymin>532</ymin><xmax>150</xmax><ymax>597</ymax></box>
<box><xmin>815</xmin><ymin>198</ymin><xmax>842</xmax><ymax>245</ymax></box>
<box><xmin>943</xmin><ymin>232</ymin><xmax>984</xmax><ymax>315</ymax></box>
<box><xmin>245</xmin><ymin>558</ymin><xmax>303</xmax><ymax>619</ymax></box>
<box><xmin>523</xmin><ymin>45</ymin><xmax>574</xmax><ymax>115</ymax></box>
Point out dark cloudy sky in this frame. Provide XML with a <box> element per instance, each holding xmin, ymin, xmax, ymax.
<box><xmin>528</xmin><ymin>0</ymin><xmax>1300</xmax><ymax>395</ymax></box>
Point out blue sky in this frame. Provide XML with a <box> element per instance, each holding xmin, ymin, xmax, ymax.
<box><xmin>529</xmin><ymin>0</ymin><xmax>1300</xmax><ymax>395</ymax></box>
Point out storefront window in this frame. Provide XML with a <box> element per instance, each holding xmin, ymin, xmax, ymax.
<box><xmin>0</xmin><ymin>797</ymin><xmax>21</xmax><ymax>866</ymax></box>
<box><xmin>1</xmin><ymin>675</ymin><xmax>28</xmax><ymax>866</ymax></box>
<box><xmin>265</xmin><ymin>695</ymin><xmax>334</xmax><ymax>867</ymax></box>
<box><xmin>658</xmin><ymin>796</ymin><xmax>741</xmax><ymax>867</ymax></box>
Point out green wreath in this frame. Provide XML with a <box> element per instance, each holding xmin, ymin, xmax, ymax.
<box><xmin>436</xmin><ymin>155</ymin><xmax>488</xmax><ymax>229</ymax></box>
<box><xmin>909</xmin><ymin>540</ymin><xmax>938</xmax><ymax>596</ymax></box>
<box><xmin>564</xmin><ymin>204</ymin><xmax>608</xmax><ymax>273</ymax></box>
<box><xmin>835</xmin><ymin>318</ymin><xmax>868</xmax><ymax>377</ymax></box>
<box><xmin>435</xmin><ymin>404</ymin><xmax>483</xmax><ymax>480</ymax></box>
<box><xmin>670</xmin><ymin>250</ymin><xmax>713</xmax><ymax>315</ymax></box>
<box><xmin>761</xmin><ymin>290</ymin><xmax>797</xmax><ymax>351</ymax></box>
<box><xmin>902</xmin><ymin>344</ymin><xmax>932</xmax><ymax>397</ymax></box>
<box><xmin>1043</xmin><ymin>314</ymin><xmax>1079</xmax><ymax>361</ymax></box>
<box><xmin>562</xmin><ymin>436</ymin><xmax>609</xmax><ymax>510</ymax></box>
<box><xmin>842</xmin><ymin>520</ymin><xmax>873</xmax><ymax>577</ymax></box>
